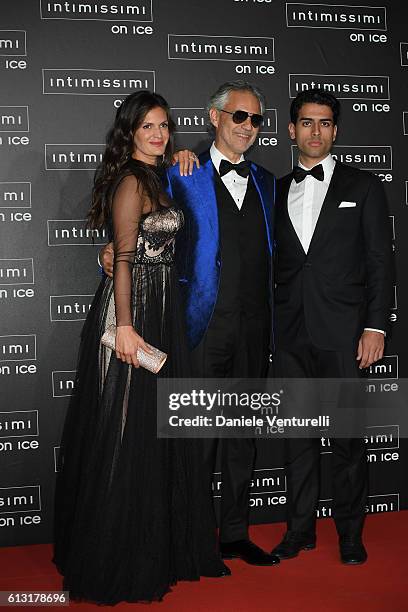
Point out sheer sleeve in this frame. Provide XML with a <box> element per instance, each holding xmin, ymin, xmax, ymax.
<box><xmin>111</xmin><ymin>174</ymin><xmax>145</xmax><ymax>327</ymax></box>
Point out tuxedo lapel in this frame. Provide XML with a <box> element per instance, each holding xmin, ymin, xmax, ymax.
<box><xmin>250</xmin><ymin>162</ymin><xmax>273</xmax><ymax>254</ymax></box>
<box><xmin>279</xmin><ymin>173</ymin><xmax>306</xmax><ymax>258</ymax></box>
<box><xmin>307</xmin><ymin>162</ymin><xmax>344</xmax><ymax>253</ymax></box>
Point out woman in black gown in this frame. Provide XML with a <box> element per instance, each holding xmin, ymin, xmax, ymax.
<box><xmin>53</xmin><ymin>91</ymin><xmax>226</xmax><ymax>604</ymax></box>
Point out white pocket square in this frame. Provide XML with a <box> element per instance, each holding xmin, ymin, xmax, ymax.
<box><xmin>339</xmin><ymin>201</ymin><xmax>357</xmax><ymax>208</ymax></box>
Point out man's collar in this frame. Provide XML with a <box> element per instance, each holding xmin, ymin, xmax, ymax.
<box><xmin>298</xmin><ymin>154</ymin><xmax>335</xmax><ymax>183</ymax></box>
<box><xmin>210</xmin><ymin>142</ymin><xmax>245</xmax><ymax>175</ymax></box>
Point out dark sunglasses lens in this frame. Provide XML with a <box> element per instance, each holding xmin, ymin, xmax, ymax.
<box><xmin>232</xmin><ymin>110</ymin><xmax>263</xmax><ymax>127</ymax></box>
<box><xmin>232</xmin><ymin>110</ymin><xmax>248</xmax><ymax>124</ymax></box>
<box><xmin>251</xmin><ymin>114</ymin><xmax>263</xmax><ymax>128</ymax></box>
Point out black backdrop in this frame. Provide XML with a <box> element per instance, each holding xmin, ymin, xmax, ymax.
<box><xmin>1</xmin><ymin>0</ymin><xmax>407</xmax><ymax>546</ymax></box>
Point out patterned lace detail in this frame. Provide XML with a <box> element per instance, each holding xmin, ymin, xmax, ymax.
<box><xmin>135</xmin><ymin>207</ymin><xmax>182</xmax><ymax>265</ymax></box>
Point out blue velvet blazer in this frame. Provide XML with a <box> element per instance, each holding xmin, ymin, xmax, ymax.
<box><xmin>166</xmin><ymin>150</ymin><xmax>275</xmax><ymax>349</ymax></box>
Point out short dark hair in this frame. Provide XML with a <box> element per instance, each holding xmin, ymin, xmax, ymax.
<box><xmin>290</xmin><ymin>88</ymin><xmax>340</xmax><ymax>125</ymax></box>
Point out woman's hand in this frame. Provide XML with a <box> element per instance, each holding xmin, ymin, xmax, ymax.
<box><xmin>115</xmin><ymin>325</ymin><xmax>152</xmax><ymax>367</ymax></box>
<box><xmin>172</xmin><ymin>149</ymin><xmax>200</xmax><ymax>176</ymax></box>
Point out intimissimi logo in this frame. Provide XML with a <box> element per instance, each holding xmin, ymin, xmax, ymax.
<box><xmin>40</xmin><ymin>0</ymin><xmax>152</xmax><ymax>21</ymax></box>
<box><xmin>0</xmin><ymin>335</ymin><xmax>36</xmax><ymax>363</ymax></box>
<box><xmin>291</xmin><ymin>145</ymin><xmax>392</xmax><ymax>171</ymax></box>
<box><xmin>52</xmin><ymin>370</ymin><xmax>77</xmax><ymax>397</ymax></box>
<box><xmin>249</xmin><ymin>469</ymin><xmax>286</xmax><ymax>495</ymax></box>
<box><xmin>50</xmin><ymin>295</ymin><xmax>94</xmax><ymax>321</ymax></box>
<box><xmin>367</xmin><ymin>355</ymin><xmax>398</xmax><ymax>380</ymax></box>
<box><xmin>168</xmin><ymin>35</ymin><xmax>274</xmax><ymax>62</ymax></box>
<box><xmin>286</xmin><ymin>4</ymin><xmax>387</xmax><ymax>30</ymax></box>
<box><xmin>43</xmin><ymin>69</ymin><xmax>155</xmax><ymax>95</ymax></box>
<box><xmin>0</xmin><ymin>486</ymin><xmax>41</xmax><ymax>513</ymax></box>
<box><xmin>47</xmin><ymin>219</ymin><xmax>108</xmax><ymax>246</ymax></box>
<box><xmin>0</xmin><ymin>31</ymin><xmax>26</xmax><ymax>56</ymax></box>
<box><xmin>0</xmin><ymin>259</ymin><xmax>34</xmax><ymax>285</ymax></box>
<box><xmin>0</xmin><ymin>411</ymin><xmax>39</xmax><ymax>438</ymax></box>
<box><xmin>45</xmin><ymin>144</ymin><xmax>104</xmax><ymax>170</ymax></box>
<box><xmin>330</xmin><ymin>145</ymin><xmax>392</xmax><ymax>171</ymax></box>
<box><xmin>289</xmin><ymin>74</ymin><xmax>390</xmax><ymax>100</ymax></box>
<box><xmin>0</xmin><ymin>107</ymin><xmax>29</xmax><ymax>132</ymax></box>
<box><xmin>0</xmin><ymin>183</ymin><xmax>31</xmax><ymax>209</ymax></box>
<box><xmin>364</xmin><ymin>425</ymin><xmax>399</xmax><ymax>451</ymax></box>
<box><xmin>172</xmin><ymin>108</ymin><xmax>277</xmax><ymax>134</ymax></box>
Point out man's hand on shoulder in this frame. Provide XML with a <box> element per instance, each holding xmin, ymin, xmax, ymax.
<box><xmin>99</xmin><ymin>242</ymin><xmax>114</xmax><ymax>278</ymax></box>
<box><xmin>356</xmin><ymin>330</ymin><xmax>385</xmax><ymax>369</ymax></box>
<box><xmin>172</xmin><ymin>149</ymin><xmax>200</xmax><ymax>176</ymax></box>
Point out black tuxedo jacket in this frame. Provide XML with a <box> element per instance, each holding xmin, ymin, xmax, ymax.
<box><xmin>274</xmin><ymin>161</ymin><xmax>394</xmax><ymax>351</ymax></box>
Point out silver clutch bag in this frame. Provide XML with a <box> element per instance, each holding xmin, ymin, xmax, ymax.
<box><xmin>101</xmin><ymin>324</ymin><xmax>167</xmax><ymax>374</ymax></box>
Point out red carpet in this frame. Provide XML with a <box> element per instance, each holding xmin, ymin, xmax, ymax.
<box><xmin>1</xmin><ymin>512</ymin><xmax>406</xmax><ymax>612</ymax></box>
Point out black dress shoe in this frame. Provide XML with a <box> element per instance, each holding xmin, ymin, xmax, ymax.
<box><xmin>339</xmin><ymin>536</ymin><xmax>367</xmax><ymax>565</ymax></box>
<box><xmin>271</xmin><ymin>531</ymin><xmax>316</xmax><ymax>560</ymax></box>
<box><xmin>220</xmin><ymin>539</ymin><xmax>280</xmax><ymax>566</ymax></box>
<box><xmin>201</xmin><ymin>561</ymin><xmax>231</xmax><ymax>577</ymax></box>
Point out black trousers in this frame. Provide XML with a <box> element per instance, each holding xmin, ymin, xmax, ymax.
<box><xmin>273</xmin><ymin>321</ymin><xmax>368</xmax><ymax>539</ymax></box>
<box><xmin>191</xmin><ymin>309</ymin><xmax>270</xmax><ymax>543</ymax></box>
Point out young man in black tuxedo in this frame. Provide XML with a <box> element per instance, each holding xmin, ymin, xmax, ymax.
<box><xmin>271</xmin><ymin>89</ymin><xmax>394</xmax><ymax>564</ymax></box>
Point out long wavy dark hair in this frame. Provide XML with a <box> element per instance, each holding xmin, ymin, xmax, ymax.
<box><xmin>87</xmin><ymin>91</ymin><xmax>176</xmax><ymax>229</ymax></box>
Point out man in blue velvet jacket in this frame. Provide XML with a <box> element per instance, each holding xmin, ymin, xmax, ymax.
<box><xmin>166</xmin><ymin>81</ymin><xmax>278</xmax><ymax>567</ymax></box>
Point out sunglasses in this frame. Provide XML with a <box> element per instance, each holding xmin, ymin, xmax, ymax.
<box><xmin>221</xmin><ymin>109</ymin><xmax>264</xmax><ymax>128</ymax></box>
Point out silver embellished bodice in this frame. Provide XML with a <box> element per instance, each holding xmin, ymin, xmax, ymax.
<box><xmin>135</xmin><ymin>206</ymin><xmax>183</xmax><ymax>265</ymax></box>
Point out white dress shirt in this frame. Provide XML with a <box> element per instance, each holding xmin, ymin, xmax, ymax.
<box><xmin>288</xmin><ymin>154</ymin><xmax>335</xmax><ymax>254</ymax></box>
<box><xmin>288</xmin><ymin>153</ymin><xmax>384</xmax><ymax>336</ymax></box>
<box><xmin>210</xmin><ymin>142</ymin><xmax>248</xmax><ymax>210</ymax></box>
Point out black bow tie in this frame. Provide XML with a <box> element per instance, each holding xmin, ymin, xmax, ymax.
<box><xmin>219</xmin><ymin>158</ymin><xmax>251</xmax><ymax>178</ymax></box>
<box><xmin>293</xmin><ymin>164</ymin><xmax>324</xmax><ymax>183</ymax></box>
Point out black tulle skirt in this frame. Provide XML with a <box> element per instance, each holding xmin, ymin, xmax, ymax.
<box><xmin>53</xmin><ymin>263</ymin><xmax>222</xmax><ymax>605</ymax></box>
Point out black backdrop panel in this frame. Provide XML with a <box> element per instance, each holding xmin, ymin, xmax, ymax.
<box><xmin>0</xmin><ymin>0</ymin><xmax>407</xmax><ymax>546</ymax></box>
